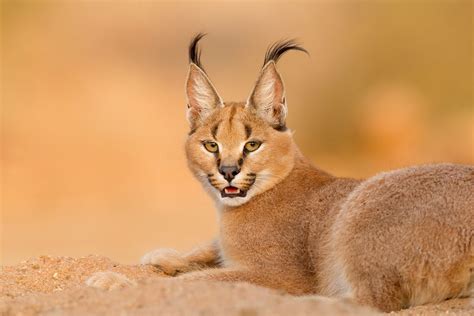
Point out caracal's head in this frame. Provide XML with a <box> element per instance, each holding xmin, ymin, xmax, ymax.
<box><xmin>184</xmin><ymin>34</ymin><xmax>308</xmax><ymax>207</ymax></box>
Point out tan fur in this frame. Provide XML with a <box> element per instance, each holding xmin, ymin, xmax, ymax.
<box><xmin>100</xmin><ymin>40</ymin><xmax>473</xmax><ymax>312</ymax></box>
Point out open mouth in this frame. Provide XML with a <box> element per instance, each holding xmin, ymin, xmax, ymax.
<box><xmin>221</xmin><ymin>186</ymin><xmax>247</xmax><ymax>198</ymax></box>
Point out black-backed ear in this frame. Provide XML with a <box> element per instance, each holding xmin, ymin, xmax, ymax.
<box><xmin>246</xmin><ymin>61</ymin><xmax>287</xmax><ymax>129</ymax></box>
<box><xmin>186</xmin><ymin>63</ymin><xmax>223</xmax><ymax>129</ymax></box>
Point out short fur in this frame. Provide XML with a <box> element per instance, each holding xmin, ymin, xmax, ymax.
<box><xmin>142</xmin><ymin>35</ymin><xmax>473</xmax><ymax>312</ymax></box>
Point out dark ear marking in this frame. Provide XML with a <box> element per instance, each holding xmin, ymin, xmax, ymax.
<box><xmin>263</xmin><ymin>39</ymin><xmax>309</xmax><ymax>66</ymax></box>
<box><xmin>189</xmin><ymin>33</ymin><xmax>206</xmax><ymax>70</ymax></box>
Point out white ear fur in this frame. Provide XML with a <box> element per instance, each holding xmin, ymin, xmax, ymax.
<box><xmin>186</xmin><ymin>63</ymin><xmax>223</xmax><ymax>128</ymax></box>
<box><xmin>246</xmin><ymin>61</ymin><xmax>287</xmax><ymax>128</ymax></box>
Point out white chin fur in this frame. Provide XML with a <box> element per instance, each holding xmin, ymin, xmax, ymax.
<box><xmin>218</xmin><ymin>194</ymin><xmax>252</xmax><ymax>207</ymax></box>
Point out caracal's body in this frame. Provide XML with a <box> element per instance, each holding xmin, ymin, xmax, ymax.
<box><xmin>90</xmin><ymin>35</ymin><xmax>473</xmax><ymax>312</ymax></box>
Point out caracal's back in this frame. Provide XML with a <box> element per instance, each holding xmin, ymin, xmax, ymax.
<box><xmin>318</xmin><ymin>163</ymin><xmax>474</xmax><ymax>311</ymax></box>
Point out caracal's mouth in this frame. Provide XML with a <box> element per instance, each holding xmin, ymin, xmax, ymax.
<box><xmin>221</xmin><ymin>186</ymin><xmax>247</xmax><ymax>198</ymax></box>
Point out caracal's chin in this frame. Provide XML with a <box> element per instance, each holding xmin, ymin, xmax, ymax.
<box><xmin>218</xmin><ymin>194</ymin><xmax>252</xmax><ymax>207</ymax></box>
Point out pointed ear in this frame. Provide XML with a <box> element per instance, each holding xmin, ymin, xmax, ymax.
<box><xmin>186</xmin><ymin>63</ymin><xmax>223</xmax><ymax>129</ymax></box>
<box><xmin>247</xmin><ymin>61</ymin><xmax>287</xmax><ymax>129</ymax></box>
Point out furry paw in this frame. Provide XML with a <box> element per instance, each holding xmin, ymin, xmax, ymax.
<box><xmin>141</xmin><ymin>248</ymin><xmax>191</xmax><ymax>276</ymax></box>
<box><xmin>85</xmin><ymin>271</ymin><xmax>136</xmax><ymax>290</ymax></box>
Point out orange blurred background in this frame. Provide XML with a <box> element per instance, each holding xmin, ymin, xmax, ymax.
<box><xmin>2</xmin><ymin>1</ymin><xmax>472</xmax><ymax>265</ymax></box>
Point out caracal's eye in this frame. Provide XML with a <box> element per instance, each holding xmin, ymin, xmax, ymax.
<box><xmin>244</xmin><ymin>141</ymin><xmax>261</xmax><ymax>152</ymax></box>
<box><xmin>204</xmin><ymin>142</ymin><xmax>219</xmax><ymax>153</ymax></box>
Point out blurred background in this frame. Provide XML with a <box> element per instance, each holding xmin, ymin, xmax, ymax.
<box><xmin>1</xmin><ymin>1</ymin><xmax>472</xmax><ymax>265</ymax></box>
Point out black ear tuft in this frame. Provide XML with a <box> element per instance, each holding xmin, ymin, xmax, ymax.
<box><xmin>189</xmin><ymin>33</ymin><xmax>206</xmax><ymax>70</ymax></box>
<box><xmin>263</xmin><ymin>39</ymin><xmax>309</xmax><ymax>67</ymax></box>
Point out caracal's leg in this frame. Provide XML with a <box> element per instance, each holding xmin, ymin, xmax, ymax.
<box><xmin>141</xmin><ymin>239</ymin><xmax>221</xmax><ymax>276</ymax></box>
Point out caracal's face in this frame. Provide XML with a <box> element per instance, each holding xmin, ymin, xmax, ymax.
<box><xmin>183</xmin><ymin>35</ymin><xmax>305</xmax><ymax>207</ymax></box>
<box><xmin>185</xmin><ymin>103</ymin><xmax>295</xmax><ymax>207</ymax></box>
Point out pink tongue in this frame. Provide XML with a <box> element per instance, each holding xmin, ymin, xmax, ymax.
<box><xmin>225</xmin><ymin>187</ymin><xmax>239</xmax><ymax>194</ymax></box>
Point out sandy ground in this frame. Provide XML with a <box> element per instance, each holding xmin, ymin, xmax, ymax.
<box><xmin>1</xmin><ymin>256</ymin><xmax>472</xmax><ymax>315</ymax></box>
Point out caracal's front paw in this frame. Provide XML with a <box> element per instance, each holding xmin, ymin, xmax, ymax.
<box><xmin>85</xmin><ymin>271</ymin><xmax>136</xmax><ymax>290</ymax></box>
<box><xmin>141</xmin><ymin>248</ymin><xmax>192</xmax><ymax>276</ymax></box>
